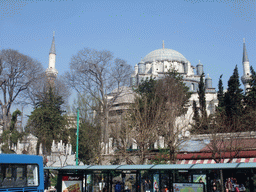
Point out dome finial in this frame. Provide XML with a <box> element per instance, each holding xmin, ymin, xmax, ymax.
<box><xmin>162</xmin><ymin>40</ymin><xmax>165</xmax><ymax>49</ymax></box>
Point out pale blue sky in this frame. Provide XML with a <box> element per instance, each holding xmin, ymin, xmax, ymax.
<box><xmin>0</xmin><ymin>0</ymin><xmax>255</xmax><ymax>116</ymax></box>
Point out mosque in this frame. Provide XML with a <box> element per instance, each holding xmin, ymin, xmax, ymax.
<box><xmin>130</xmin><ymin>41</ymin><xmax>217</xmax><ymax>115</ymax></box>
<box><xmin>106</xmin><ymin>39</ymin><xmax>252</xmax><ymax>159</ymax></box>
<box><xmin>3</xmin><ymin>33</ymin><xmax>251</xmax><ymax>165</ymax></box>
<box><xmin>109</xmin><ymin>41</ymin><xmax>219</xmax><ymax>138</ymax></box>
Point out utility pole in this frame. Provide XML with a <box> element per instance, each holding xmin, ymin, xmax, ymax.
<box><xmin>76</xmin><ymin>108</ymin><xmax>79</xmax><ymax>166</ymax></box>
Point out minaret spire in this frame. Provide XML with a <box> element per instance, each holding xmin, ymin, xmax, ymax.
<box><xmin>46</xmin><ymin>32</ymin><xmax>58</xmax><ymax>85</ymax></box>
<box><xmin>162</xmin><ymin>40</ymin><xmax>165</xmax><ymax>49</ymax></box>
<box><xmin>49</xmin><ymin>31</ymin><xmax>56</xmax><ymax>55</ymax></box>
<box><xmin>241</xmin><ymin>38</ymin><xmax>251</xmax><ymax>92</ymax></box>
<box><xmin>243</xmin><ymin>38</ymin><xmax>249</xmax><ymax>62</ymax></box>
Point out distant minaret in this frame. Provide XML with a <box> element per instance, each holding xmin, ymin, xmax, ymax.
<box><xmin>241</xmin><ymin>38</ymin><xmax>251</xmax><ymax>92</ymax></box>
<box><xmin>46</xmin><ymin>32</ymin><xmax>58</xmax><ymax>85</ymax></box>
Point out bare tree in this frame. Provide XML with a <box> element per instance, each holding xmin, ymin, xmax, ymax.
<box><xmin>109</xmin><ymin>110</ymin><xmax>136</xmax><ymax>165</ymax></box>
<box><xmin>124</xmin><ymin>72</ymin><xmax>191</xmax><ymax>164</ymax></box>
<box><xmin>0</xmin><ymin>49</ymin><xmax>44</xmax><ymax>131</ymax></box>
<box><xmin>155</xmin><ymin>74</ymin><xmax>191</xmax><ymax>164</ymax></box>
<box><xmin>128</xmin><ymin>92</ymin><xmax>163</xmax><ymax>164</ymax></box>
<box><xmin>65</xmin><ymin>48</ymin><xmax>132</xmax><ymax>153</ymax></box>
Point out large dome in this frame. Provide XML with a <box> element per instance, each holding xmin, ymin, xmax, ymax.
<box><xmin>143</xmin><ymin>48</ymin><xmax>187</xmax><ymax>63</ymax></box>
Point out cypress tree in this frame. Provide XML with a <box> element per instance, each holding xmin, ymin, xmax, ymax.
<box><xmin>224</xmin><ymin>65</ymin><xmax>244</xmax><ymax>129</ymax></box>
<box><xmin>243</xmin><ymin>66</ymin><xmax>256</xmax><ymax>131</ymax></box>
<box><xmin>197</xmin><ymin>73</ymin><xmax>208</xmax><ymax>131</ymax></box>
<box><xmin>198</xmin><ymin>73</ymin><xmax>207</xmax><ymax>118</ymax></box>
<box><xmin>217</xmin><ymin>75</ymin><xmax>224</xmax><ymax>111</ymax></box>
<box><xmin>192</xmin><ymin>100</ymin><xmax>200</xmax><ymax>130</ymax></box>
<box><xmin>245</xmin><ymin>66</ymin><xmax>256</xmax><ymax>109</ymax></box>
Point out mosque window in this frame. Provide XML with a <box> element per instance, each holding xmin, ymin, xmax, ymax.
<box><xmin>165</xmin><ymin>66</ymin><xmax>167</xmax><ymax>68</ymax></box>
<box><xmin>191</xmin><ymin>83</ymin><xmax>195</xmax><ymax>91</ymax></box>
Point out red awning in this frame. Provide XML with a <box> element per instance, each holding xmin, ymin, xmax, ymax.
<box><xmin>177</xmin><ymin>151</ymin><xmax>256</xmax><ymax>160</ymax></box>
<box><xmin>177</xmin><ymin>158</ymin><xmax>256</xmax><ymax>164</ymax></box>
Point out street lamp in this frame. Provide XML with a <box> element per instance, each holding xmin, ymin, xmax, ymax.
<box><xmin>76</xmin><ymin>107</ymin><xmax>80</xmax><ymax>166</ymax></box>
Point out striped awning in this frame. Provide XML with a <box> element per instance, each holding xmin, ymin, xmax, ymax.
<box><xmin>177</xmin><ymin>158</ymin><xmax>256</xmax><ymax>164</ymax></box>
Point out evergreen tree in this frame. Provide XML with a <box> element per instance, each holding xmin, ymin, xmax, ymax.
<box><xmin>217</xmin><ymin>75</ymin><xmax>224</xmax><ymax>111</ymax></box>
<box><xmin>198</xmin><ymin>73</ymin><xmax>207</xmax><ymax>118</ymax></box>
<box><xmin>197</xmin><ymin>73</ymin><xmax>208</xmax><ymax>131</ymax></box>
<box><xmin>192</xmin><ymin>100</ymin><xmax>200</xmax><ymax>131</ymax></box>
<box><xmin>245</xmin><ymin>66</ymin><xmax>256</xmax><ymax>109</ymax></box>
<box><xmin>243</xmin><ymin>66</ymin><xmax>256</xmax><ymax>131</ymax></box>
<box><xmin>70</xmin><ymin>121</ymin><xmax>101</xmax><ymax>165</ymax></box>
<box><xmin>1</xmin><ymin>109</ymin><xmax>23</xmax><ymax>153</ymax></box>
<box><xmin>223</xmin><ymin>65</ymin><xmax>244</xmax><ymax>129</ymax></box>
<box><xmin>27</xmin><ymin>87</ymin><xmax>68</xmax><ymax>155</ymax></box>
<box><xmin>135</xmin><ymin>77</ymin><xmax>157</xmax><ymax>101</ymax></box>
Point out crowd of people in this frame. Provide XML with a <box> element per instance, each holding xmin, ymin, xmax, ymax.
<box><xmin>211</xmin><ymin>177</ymin><xmax>246</xmax><ymax>192</ymax></box>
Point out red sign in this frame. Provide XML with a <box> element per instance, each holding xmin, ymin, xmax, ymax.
<box><xmin>62</xmin><ymin>175</ymin><xmax>83</xmax><ymax>181</ymax></box>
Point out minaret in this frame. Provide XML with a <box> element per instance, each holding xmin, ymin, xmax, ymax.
<box><xmin>46</xmin><ymin>32</ymin><xmax>58</xmax><ymax>85</ymax></box>
<box><xmin>241</xmin><ymin>38</ymin><xmax>251</xmax><ymax>92</ymax></box>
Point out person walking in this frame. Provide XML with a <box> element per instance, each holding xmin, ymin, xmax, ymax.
<box><xmin>115</xmin><ymin>182</ymin><xmax>122</xmax><ymax>192</ymax></box>
<box><xmin>225</xmin><ymin>178</ymin><xmax>233</xmax><ymax>192</ymax></box>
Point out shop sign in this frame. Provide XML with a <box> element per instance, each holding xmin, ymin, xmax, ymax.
<box><xmin>62</xmin><ymin>175</ymin><xmax>83</xmax><ymax>192</ymax></box>
<box><xmin>173</xmin><ymin>183</ymin><xmax>204</xmax><ymax>192</ymax></box>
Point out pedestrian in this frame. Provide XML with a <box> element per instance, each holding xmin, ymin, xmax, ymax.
<box><xmin>115</xmin><ymin>182</ymin><xmax>122</xmax><ymax>192</ymax></box>
<box><xmin>225</xmin><ymin>178</ymin><xmax>232</xmax><ymax>192</ymax></box>
<box><xmin>144</xmin><ymin>180</ymin><xmax>150</xmax><ymax>192</ymax></box>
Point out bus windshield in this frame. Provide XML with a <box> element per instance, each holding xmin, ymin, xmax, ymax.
<box><xmin>0</xmin><ymin>164</ymin><xmax>39</xmax><ymax>188</ymax></box>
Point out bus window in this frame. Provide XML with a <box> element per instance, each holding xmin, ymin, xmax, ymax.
<box><xmin>16</xmin><ymin>166</ymin><xmax>25</xmax><ymax>178</ymax></box>
<box><xmin>0</xmin><ymin>165</ymin><xmax>3</xmax><ymax>183</ymax></box>
<box><xmin>5</xmin><ymin>165</ymin><xmax>13</xmax><ymax>178</ymax></box>
<box><xmin>27</xmin><ymin>165</ymin><xmax>39</xmax><ymax>186</ymax></box>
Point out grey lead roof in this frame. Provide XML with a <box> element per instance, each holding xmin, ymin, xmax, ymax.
<box><xmin>243</xmin><ymin>40</ymin><xmax>249</xmax><ymax>62</ymax></box>
<box><xmin>143</xmin><ymin>48</ymin><xmax>187</xmax><ymax>63</ymax></box>
<box><xmin>49</xmin><ymin>33</ymin><xmax>56</xmax><ymax>55</ymax></box>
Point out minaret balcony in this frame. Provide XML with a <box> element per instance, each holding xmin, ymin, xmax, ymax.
<box><xmin>241</xmin><ymin>75</ymin><xmax>251</xmax><ymax>85</ymax></box>
<box><xmin>46</xmin><ymin>67</ymin><xmax>58</xmax><ymax>77</ymax></box>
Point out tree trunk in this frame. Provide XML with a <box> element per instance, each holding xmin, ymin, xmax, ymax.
<box><xmin>2</xmin><ymin>105</ymin><xmax>9</xmax><ymax>131</ymax></box>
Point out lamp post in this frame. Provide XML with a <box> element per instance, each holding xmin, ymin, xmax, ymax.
<box><xmin>76</xmin><ymin>107</ymin><xmax>79</xmax><ymax>166</ymax></box>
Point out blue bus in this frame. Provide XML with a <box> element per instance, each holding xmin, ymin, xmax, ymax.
<box><xmin>0</xmin><ymin>154</ymin><xmax>44</xmax><ymax>192</ymax></box>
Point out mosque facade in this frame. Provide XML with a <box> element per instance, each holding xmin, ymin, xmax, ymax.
<box><xmin>106</xmin><ymin>40</ymin><xmax>252</xmax><ymax>157</ymax></box>
<box><xmin>105</xmin><ymin>42</ymin><xmax>219</xmax><ymax>158</ymax></box>
<box><xmin>129</xmin><ymin>41</ymin><xmax>218</xmax><ymax>119</ymax></box>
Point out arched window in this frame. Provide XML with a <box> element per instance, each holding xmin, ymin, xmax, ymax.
<box><xmin>191</xmin><ymin>83</ymin><xmax>195</xmax><ymax>91</ymax></box>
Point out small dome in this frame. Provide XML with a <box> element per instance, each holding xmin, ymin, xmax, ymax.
<box><xmin>197</xmin><ymin>60</ymin><xmax>203</xmax><ymax>66</ymax></box>
<box><xmin>143</xmin><ymin>48</ymin><xmax>187</xmax><ymax>63</ymax></box>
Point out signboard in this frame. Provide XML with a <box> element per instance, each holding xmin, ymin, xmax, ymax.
<box><xmin>193</xmin><ymin>175</ymin><xmax>206</xmax><ymax>185</ymax></box>
<box><xmin>62</xmin><ymin>175</ymin><xmax>83</xmax><ymax>192</ymax></box>
<box><xmin>153</xmin><ymin>174</ymin><xmax>159</xmax><ymax>192</ymax></box>
<box><xmin>173</xmin><ymin>183</ymin><xmax>204</xmax><ymax>192</ymax></box>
